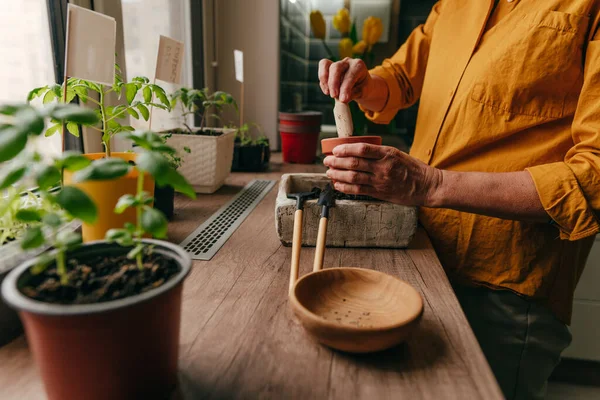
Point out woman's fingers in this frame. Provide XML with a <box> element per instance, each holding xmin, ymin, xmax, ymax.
<box><xmin>323</xmin><ymin>155</ymin><xmax>374</xmax><ymax>172</ymax></box>
<box><xmin>326</xmin><ymin>169</ymin><xmax>374</xmax><ymax>185</ymax></box>
<box><xmin>332</xmin><ymin>143</ymin><xmax>390</xmax><ymax>159</ymax></box>
<box><xmin>339</xmin><ymin>59</ymin><xmax>368</xmax><ymax>102</ymax></box>
<box><xmin>332</xmin><ymin>182</ymin><xmax>375</xmax><ymax>196</ymax></box>
<box><xmin>327</xmin><ymin>61</ymin><xmax>350</xmax><ymax>99</ymax></box>
<box><xmin>318</xmin><ymin>59</ymin><xmax>332</xmax><ymax>95</ymax></box>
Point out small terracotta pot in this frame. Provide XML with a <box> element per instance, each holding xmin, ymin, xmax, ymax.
<box><xmin>321</xmin><ymin>136</ymin><xmax>382</xmax><ymax>156</ymax></box>
<box><xmin>1</xmin><ymin>240</ymin><xmax>191</xmax><ymax>400</ymax></box>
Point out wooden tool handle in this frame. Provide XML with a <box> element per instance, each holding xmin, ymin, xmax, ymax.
<box><xmin>333</xmin><ymin>100</ymin><xmax>353</xmax><ymax>138</ymax></box>
<box><xmin>313</xmin><ymin>217</ymin><xmax>328</xmax><ymax>272</ymax></box>
<box><xmin>289</xmin><ymin>209</ymin><xmax>303</xmax><ymax>295</ymax></box>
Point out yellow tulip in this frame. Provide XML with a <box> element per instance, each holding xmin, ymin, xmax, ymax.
<box><xmin>352</xmin><ymin>40</ymin><xmax>367</xmax><ymax>55</ymax></box>
<box><xmin>362</xmin><ymin>16</ymin><xmax>383</xmax><ymax>50</ymax></box>
<box><xmin>332</xmin><ymin>8</ymin><xmax>351</xmax><ymax>35</ymax></box>
<box><xmin>338</xmin><ymin>38</ymin><xmax>353</xmax><ymax>59</ymax></box>
<box><xmin>310</xmin><ymin>11</ymin><xmax>326</xmax><ymax>40</ymax></box>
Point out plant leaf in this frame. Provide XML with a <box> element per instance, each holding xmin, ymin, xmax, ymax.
<box><xmin>56</xmin><ymin>151</ymin><xmax>91</xmax><ymax>171</ymax></box>
<box><xmin>126</xmin><ymin>107</ymin><xmax>139</xmax><ymax>119</ymax></box>
<box><xmin>114</xmin><ymin>194</ymin><xmax>137</xmax><ymax>214</ymax></box>
<box><xmin>0</xmin><ymin>163</ymin><xmax>27</xmax><ymax>190</ymax></box>
<box><xmin>44</xmin><ymin>123</ymin><xmax>61</xmax><ymax>137</ymax></box>
<box><xmin>141</xmin><ymin>206</ymin><xmax>168</xmax><ymax>238</ymax></box>
<box><xmin>162</xmin><ymin>168</ymin><xmax>196</xmax><ymax>199</ymax></box>
<box><xmin>0</xmin><ymin>126</ymin><xmax>28</xmax><ymax>163</ymax></box>
<box><xmin>143</xmin><ymin>86</ymin><xmax>152</xmax><ymax>103</ymax></box>
<box><xmin>137</xmin><ymin>104</ymin><xmax>149</xmax><ymax>121</ymax></box>
<box><xmin>36</xmin><ymin>164</ymin><xmax>61</xmax><ymax>190</ymax></box>
<box><xmin>42</xmin><ymin>90</ymin><xmax>56</xmax><ymax>104</ymax></box>
<box><xmin>16</xmin><ymin>208</ymin><xmax>42</xmax><ymax>222</ymax></box>
<box><xmin>105</xmin><ymin>228</ymin><xmax>134</xmax><ymax>246</ymax></box>
<box><xmin>27</xmin><ymin>86</ymin><xmax>47</xmax><ymax>102</ymax></box>
<box><xmin>15</xmin><ymin>106</ymin><xmax>45</xmax><ymax>136</ymax></box>
<box><xmin>54</xmin><ymin>186</ymin><xmax>98</xmax><ymax>223</ymax></box>
<box><xmin>152</xmin><ymin>85</ymin><xmax>170</xmax><ymax>109</ymax></box>
<box><xmin>50</xmin><ymin>105</ymin><xmax>99</xmax><ymax>125</ymax></box>
<box><xmin>66</xmin><ymin>122</ymin><xmax>79</xmax><ymax>137</ymax></box>
<box><xmin>42</xmin><ymin>212</ymin><xmax>62</xmax><ymax>228</ymax></box>
<box><xmin>136</xmin><ymin>151</ymin><xmax>170</xmax><ymax>179</ymax></box>
<box><xmin>56</xmin><ymin>230</ymin><xmax>82</xmax><ymax>249</ymax></box>
<box><xmin>21</xmin><ymin>226</ymin><xmax>44</xmax><ymax>250</ymax></box>
<box><xmin>73</xmin><ymin>157</ymin><xmax>131</xmax><ymax>182</ymax></box>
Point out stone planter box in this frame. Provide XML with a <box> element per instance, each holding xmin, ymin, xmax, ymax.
<box><xmin>275</xmin><ymin>174</ymin><xmax>418</xmax><ymax>248</ymax></box>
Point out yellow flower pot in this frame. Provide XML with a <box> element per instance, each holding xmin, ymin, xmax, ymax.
<box><xmin>63</xmin><ymin>152</ymin><xmax>155</xmax><ymax>242</ymax></box>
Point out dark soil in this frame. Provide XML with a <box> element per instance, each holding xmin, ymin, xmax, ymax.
<box><xmin>161</xmin><ymin>128</ymin><xmax>223</xmax><ymax>136</ymax></box>
<box><xmin>20</xmin><ymin>253</ymin><xmax>180</xmax><ymax>305</ymax></box>
<box><xmin>334</xmin><ymin>192</ymin><xmax>377</xmax><ymax>201</ymax></box>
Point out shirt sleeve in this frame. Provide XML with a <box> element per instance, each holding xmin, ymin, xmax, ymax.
<box><xmin>360</xmin><ymin>1</ymin><xmax>442</xmax><ymax>124</ymax></box>
<box><xmin>526</xmin><ymin>22</ymin><xmax>600</xmax><ymax>241</ymax></box>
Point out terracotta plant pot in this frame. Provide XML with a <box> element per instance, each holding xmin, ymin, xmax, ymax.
<box><xmin>63</xmin><ymin>153</ymin><xmax>154</xmax><ymax>242</ymax></box>
<box><xmin>321</xmin><ymin>136</ymin><xmax>382</xmax><ymax>156</ymax></box>
<box><xmin>1</xmin><ymin>240</ymin><xmax>192</xmax><ymax>400</ymax></box>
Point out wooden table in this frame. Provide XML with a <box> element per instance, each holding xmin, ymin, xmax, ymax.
<box><xmin>0</xmin><ymin>154</ymin><xmax>503</xmax><ymax>399</ymax></box>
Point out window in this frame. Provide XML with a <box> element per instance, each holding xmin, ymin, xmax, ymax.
<box><xmin>0</xmin><ymin>0</ymin><xmax>60</xmax><ymax>158</ymax></box>
<box><xmin>121</xmin><ymin>0</ymin><xmax>193</xmax><ymax>131</ymax></box>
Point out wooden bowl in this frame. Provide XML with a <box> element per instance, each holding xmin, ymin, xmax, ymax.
<box><xmin>290</xmin><ymin>267</ymin><xmax>423</xmax><ymax>353</ymax></box>
<box><xmin>321</xmin><ymin>136</ymin><xmax>382</xmax><ymax>156</ymax></box>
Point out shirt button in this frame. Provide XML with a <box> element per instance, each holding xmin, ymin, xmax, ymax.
<box><xmin>427</xmin><ymin>149</ymin><xmax>432</xmax><ymax>156</ymax></box>
<box><xmin>507</xmin><ymin>0</ymin><xmax>514</xmax><ymax>3</ymax></box>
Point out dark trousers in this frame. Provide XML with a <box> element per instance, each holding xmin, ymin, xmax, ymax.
<box><xmin>454</xmin><ymin>285</ymin><xmax>572</xmax><ymax>400</ymax></box>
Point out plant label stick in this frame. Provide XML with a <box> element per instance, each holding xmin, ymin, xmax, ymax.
<box><xmin>151</xmin><ymin>35</ymin><xmax>185</xmax><ymax>130</ymax></box>
<box><xmin>234</xmin><ymin>49</ymin><xmax>244</xmax><ymax>127</ymax></box>
<box><xmin>63</xmin><ymin>4</ymin><xmax>116</xmax><ymax>152</ymax></box>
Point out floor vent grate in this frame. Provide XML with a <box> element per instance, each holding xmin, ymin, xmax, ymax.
<box><xmin>180</xmin><ymin>179</ymin><xmax>276</xmax><ymax>260</ymax></box>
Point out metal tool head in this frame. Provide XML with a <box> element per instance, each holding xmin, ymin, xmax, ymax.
<box><xmin>317</xmin><ymin>183</ymin><xmax>336</xmax><ymax>208</ymax></box>
<box><xmin>287</xmin><ymin>187</ymin><xmax>321</xmax><ymax>210</ymax></box>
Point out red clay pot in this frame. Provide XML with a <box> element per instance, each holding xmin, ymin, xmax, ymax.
<box><xmin>321</xmin><ymin>136</ymin><xmax>382</xmax><ymax>156</ymax></box>
<box><xmin>1</xmin><ymin>240</ymin><xmax>192</xmax><ymax>400</ymax></box>
<box><xmin>279</xmin><ymin>111</ymin><xmax>322</xmax><ymax>164</ymax></box>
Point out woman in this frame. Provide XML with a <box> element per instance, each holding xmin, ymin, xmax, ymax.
<box><xmin>319</xmin><ymin>1</ymin><xmax>600</xmax><ymax>399</ymax></box>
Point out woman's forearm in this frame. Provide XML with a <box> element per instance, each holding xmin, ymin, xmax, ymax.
<box><xmin>428</xmin><ymin>170</ymin><xmax>548</xmax><ymax>222</ymax></box>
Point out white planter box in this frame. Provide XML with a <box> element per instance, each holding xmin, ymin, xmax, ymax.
<box><xmin>165</xmin><ymin>128</ymin><xmax>236</xmax><ymax>194</ymax></box>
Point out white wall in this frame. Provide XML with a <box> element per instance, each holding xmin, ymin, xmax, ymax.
<box><xmin>203</xmin><ymin>0</ymin><xmax>280</xmax><ymax>149</ymax></box>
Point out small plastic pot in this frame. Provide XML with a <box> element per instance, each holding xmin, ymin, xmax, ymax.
<box><xmin>154</xmin><ymin>184</ymin><xmax>175</xmax><ymax>220</ymax></box>
<box><xmin>321</xmin><ymin>136</ymin><xmax>383</xmax><ymax>156</ymax></box>
<box><xmin>1</xmin><ymin>240</ymin><xmax>192</xmax><ymax>400</ymax></box>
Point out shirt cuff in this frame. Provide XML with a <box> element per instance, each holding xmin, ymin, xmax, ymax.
<box><xmin>359</xmin><ymin>63</ymin><xmax>403</xmax><ymax>125</ymax></box>
<box><xmin>526</xmin><ymin>162</ymin><xmax>600</xmax><ymax>240</ymax></box>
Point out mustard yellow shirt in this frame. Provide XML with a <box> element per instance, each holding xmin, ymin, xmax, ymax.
<box><xmin>364</xmin><ymin>0</ymin><xmax>600</xmax><ymax>324</ymax></box>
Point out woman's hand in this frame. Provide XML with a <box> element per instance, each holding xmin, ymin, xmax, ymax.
<box><xmin>318</xmin><ymin>58</ymin><xmax>371</xmax><ymax>103</ymax></box>
<box><xmin>323</xmin><ymin>143</ymin><xmax>443</xmax><ymax>207</ymax></box>
<box><xmin>318</xmin><ymin>58</ymin><xmax>388</xmax><ymax>111</ymax></box>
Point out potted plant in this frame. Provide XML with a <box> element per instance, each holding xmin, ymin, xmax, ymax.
<box><xmin>27</xmin><ymin>63</ymin><xmax>172</xmax><ymax>241</ymax></box>
<box><xmin>165</xmin><ymin>87</ymin><xmax>237</xmax><ymax>193</ymax></box>
<box><xmin>0</xmin><ymin>103</ymin><xmax>98</xmax><ymax>345</ymax></box>
<box><xmin>1</xmin><ymin>103</ymin><xmax>197</xmax><ymax>400</ymax></box>
<box><xmin>151</xmin><ymin>133</ymin><xmax>190</xmax><ymax>220</ymax></box>
<box><xmin>231</xmin><ymin>122</ymin><xmax>270</xmax><ymax>172</ymax></box>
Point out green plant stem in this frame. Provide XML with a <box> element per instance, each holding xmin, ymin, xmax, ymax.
<box><xmin>135</xmin><ymin>170</ymin><xmax>144</xmax><ymax>270</ymax></box>
<box><xmin>99</xmin><ymin>85</ymin><xmax>111</xmax><ymax>157</ymax></box>
<box><xmin>321</xmin><ymin>39</ymin><xmax>335</xmax><ymax>59</ymax></box>
<box><xmin>56</xmin><ymin>249</ymin><xmax>67</xmax><ymax>285</ymax></box>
